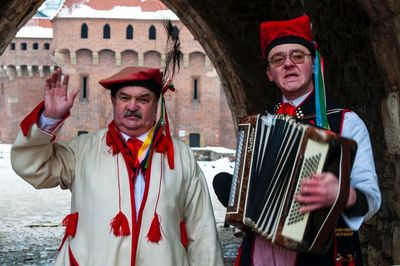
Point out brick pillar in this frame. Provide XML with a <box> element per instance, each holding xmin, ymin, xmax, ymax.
<box><xmin>70</xmin><ymin>51</ymin><xmax>77</xmax><ymax>65</ymax></box>
<box><xmin>2</xmin><ymin>66</ymin><xmax>12</xmax><ymax>81</ymax></box>
<box><xmin>92</xmin><ymin>51</ymin><xmax>99</xmax><ymax>65</ymax></box>
<box><xmin>16</xmin><ymin>65</ymin><xmax>22</xmax><ymax>77</ymax></box>
<box><xmin>138</xmin><ymin>53</ymin><xmax>144</xmax><ymax>66</ymax></box>
<box><xmin>183</xmin><ymin>53</ymin><xmax>189</xmax><ymax>68</ymax></box>
<box><xmin>205</xmin><ymin>56</ymin><xmax>210</xmax><ymax>68</ymax></box>
<box><xmin>161</xmin><ymin>53</ymin><xmax>166</xmax><ymax>68</ymax></box>
<box><xmin>38</xmin><ymin>66</ymin><xmax>44</xmax><ymax>78</ymax></box>
<box><xmin>27</xmin><ymin>65</ymin><xmax>33</xmax><ymax>77</ymax></box>
<box><xmin>115</xmin><ymin>52</ymin><xmax>121</xmax><ymax>66</ymax></box>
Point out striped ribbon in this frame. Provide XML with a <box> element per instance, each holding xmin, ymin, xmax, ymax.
<box><xmin>313</xmin><ymin>50</ymin><xmax>330</xmax><ymax>130</ymax></box>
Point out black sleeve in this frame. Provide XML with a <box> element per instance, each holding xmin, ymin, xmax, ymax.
<box><xmin>343</xmin><ymin>188</ymin><xmax>369</xmax><ymax>217</ymax></box>
<box><xmin>212</xmin><ymin>172</ymin><xmax>233</xmax><ymax>208</ymax></box>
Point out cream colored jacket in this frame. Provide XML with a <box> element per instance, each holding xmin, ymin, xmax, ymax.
<box><xmin>11</xmin><ymin>124</ymin><xmax>224</xmax><ymax>266</ymax></box>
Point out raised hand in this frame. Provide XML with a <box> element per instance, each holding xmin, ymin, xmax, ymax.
<box><xmin>43</xmin><ymin>68</ymin><xmax>79</xmax><ymax>119</ymax></box>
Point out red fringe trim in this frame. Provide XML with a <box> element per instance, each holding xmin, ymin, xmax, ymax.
<box><xmin>110</xmin><ymin>211</ymin><xmax>131</xmax><ymax>236</ymax></box>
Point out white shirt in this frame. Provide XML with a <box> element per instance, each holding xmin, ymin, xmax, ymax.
<box><xmin>283</xmin><ymin>92</ymin><xmax>381</xmax><ymax>230</ymax></box>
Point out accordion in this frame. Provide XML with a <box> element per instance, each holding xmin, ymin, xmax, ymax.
<box><xmin>225</xmin><ymin>113</ymin><xmax>357</xmax><ymax>254</ymax></box>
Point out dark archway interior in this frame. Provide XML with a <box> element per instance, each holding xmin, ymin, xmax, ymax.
<box><xmin>1</xmin><ymin>0</ymin><xmax>398</xmax><ymax>264</ymax></box>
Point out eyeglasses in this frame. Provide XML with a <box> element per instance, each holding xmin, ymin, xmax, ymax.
<box><xmin>268</xmin><ymin>51</ymin><xmax>311</xmax><ymax>67</ymax></box>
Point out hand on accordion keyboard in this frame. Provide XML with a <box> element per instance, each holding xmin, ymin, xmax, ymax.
<box><xmin>294</xmin><ymin>172</ymin><xmax>341</xmax><ymax>213</ymax></box>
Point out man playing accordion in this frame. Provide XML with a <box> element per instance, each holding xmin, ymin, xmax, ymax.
<box><xmin>214</xmin><ymin>14</ymin><xmax>381</xmax><ymax>266</ymax></box>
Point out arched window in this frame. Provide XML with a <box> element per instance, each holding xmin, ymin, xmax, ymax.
<box><xmin>103</xmin><ymin>24</ymin><xmax>111</xmax><ymax>39</ymax></box>
<box><xmin>44</xmin><ymin>43</ymin><xmax>50</xmax><ymax>50</ymax></box>
<box><xmin>21</xmin><ymin>43</ymin><xmax>27</xmax><ymax>50</ymax></box>
<box><xmin>32</xmin><ymin>43</ymin><xmax>39</xmax><ymax>50</ymax></box>
<box><xmin>126</xmin><ymin>25</ymin><xmax>134</xmax><ymax>40</ymax></box>
<box><xmin>81</xmin><ymin>23</ymin><xmax>88</xmax><ymax>39</ymax></box>
<box><xmin>10</xmin><ymin>43</ymin><xmax>15</xmax><ymax>50</ymax></box>
<box><xmin>149</xmin><ymin>25</ymin><xmax>156</xmax><ymax>40</ymax></box>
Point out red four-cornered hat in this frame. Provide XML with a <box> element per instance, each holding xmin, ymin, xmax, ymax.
<box><xmin>260</xmin><ymin>15</ymin><xmax>315</xmax><ymax>59</ymax></box>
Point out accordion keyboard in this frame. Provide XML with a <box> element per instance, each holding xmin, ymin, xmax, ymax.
<box><xmin>287</xmin><ymin>153</ymin><xmax>321</xmax><ymax>225</ymax></box>
<box><xmin>281</xmin><ymin>139</ymin><xmax>329</xmax><ymax>242</ymax></box>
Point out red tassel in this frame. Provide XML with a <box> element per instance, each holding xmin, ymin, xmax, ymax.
<box><xmin>69</xmin><ymin>245</ymin><xmax>79</xmax><ymax>266</ymax></box>
<box><xmin>59</xmin><ymin>212</ymin><xmax>79</xmax><ymax>251</ymax></box>
<box><xmin>147</xmin><ymin>212</ymin><xmax>162</xmax><ymax>243</ymax></box>
<box><xmin>180</xmin><ymin>221</ymin><xmax>188</xmax><ymax>248</ymax></box>
<box><xmin>110</xmin><ymin>211</ymin><xmax>130</xmax><ymax>236</ymax></box>
<box><xmin>155</xmin><ymin>134</ymin><xmax>174</xmax><ymax>170</ymax></box>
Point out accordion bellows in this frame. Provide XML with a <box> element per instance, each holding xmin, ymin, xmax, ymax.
<box><xmin>226</xmin><ymin>114</ymin><xmax>357</xmax><ymax>254</ymax></box>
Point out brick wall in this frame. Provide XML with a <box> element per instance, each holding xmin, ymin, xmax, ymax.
<box><xmin>0</xmin><ymin>17</ymin><xmax>236</xmax><ymax>149</ymax></box>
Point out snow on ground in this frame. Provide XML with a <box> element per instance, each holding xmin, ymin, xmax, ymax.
<box><xmin>0</xmin><ymin>144</ymin><xmax>237</xmax><ymax>264</ymax></box>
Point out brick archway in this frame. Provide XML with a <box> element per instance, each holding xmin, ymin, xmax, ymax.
<box><xmin>1</xmin><ymin>0</ymin><xmax>399</xmax><ymax>264</ymax></box>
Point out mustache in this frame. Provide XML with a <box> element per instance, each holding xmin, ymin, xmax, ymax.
<box><xmin>124</xmin><ymin>110</ymin><xmax>142</xmax><ymax>119</ymax></box>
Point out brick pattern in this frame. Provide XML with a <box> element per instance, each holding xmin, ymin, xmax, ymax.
<box><xmin>0</xmin><ymin>17</ymin><xmax>236</xmax><ymax>149</ymax></box>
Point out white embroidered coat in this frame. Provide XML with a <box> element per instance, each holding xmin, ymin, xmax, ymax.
<box><xmin>11</xmin><ymin>124</ymin><xmax>224</xmax><ymax>266</ymax></box>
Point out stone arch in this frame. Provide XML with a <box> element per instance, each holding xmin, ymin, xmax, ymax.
<box><xmin>31</xmin><ymin>65</ymin><xmax>40</xmax><ymax>78</ymax></box>
<box><xmin>0</xmin><ymin>0</ymin><xmax>399</xmax><ymax>264</ymax></box>
<box><xmin>56</xmin><ymin>48</ymin><xmax>71</xmax><ymax>66</ymax></box>
<box><xmin>121</xmin><ymin>49</ymin><xmax>138</xmax><ymax>66</ymax></box>
<box><xmin>19</xmin><ymin>64</ymin><xmax>29</xmax><ymax>77</ymax></box>
<box><xmin>5</xmin><ymin>65</ymin><xmax>17</xmax><ymax>80</ymax></box>
<box><xmin>42</xmin><ymin>65</ymin><xmax>52</xmax><ymax>76</ymax></box>
<box><xmin>143</xmin><ymin>50</ymin><xmax>161</xmax><ymax>68</ymax></box>
<box><xmin>98</xmin><ymin>49</ymin><xmax>115</xmax><ymax>65</ymax></box>
<box><xmin>76</xmin><ymin>48</ymin><xmax>93</xmax><ymax>65</ymax></box>
<box><xmin>188</xmin><ymin>51</ymin><xmax>205</xmax><ymax>68</ymax></box>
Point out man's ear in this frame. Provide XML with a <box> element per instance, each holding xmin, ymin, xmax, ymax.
<box><xmin>266</xmin><ymin>67</ymin><xmax>274</xmax><ymax>82</ymax></box>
